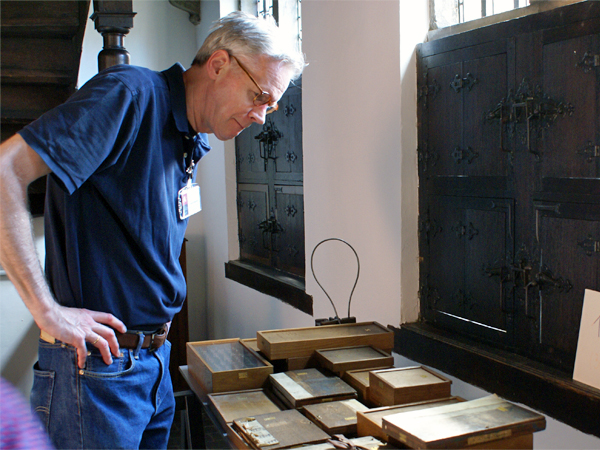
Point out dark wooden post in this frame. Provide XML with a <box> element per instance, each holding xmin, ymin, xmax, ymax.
<box><xmin>90</xmin><ymin>0</ymin><xmax>136</xmax><ymax>71</ymax></box>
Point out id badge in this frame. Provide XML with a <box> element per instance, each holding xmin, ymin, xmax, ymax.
<box><xmin>178</xmin><ymin>182</ymin><xmax>201</xmax><ymax>220</ymax></box>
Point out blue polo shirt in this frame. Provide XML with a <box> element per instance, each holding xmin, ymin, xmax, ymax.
<box><xmin>19</xmin><ymin>63</ymin><xmax>210</xmax><ymax>330</ymax></box>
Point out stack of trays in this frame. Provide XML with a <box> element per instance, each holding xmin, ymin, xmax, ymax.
<box><xmin>207</xmin><ymin>389</ymin><xmax>284</xmax><ymax>449</ymax></box>
<box><xmin>256</xmin><ymin>322</ymin><xmax>394</xmax><ymax>361</ymax></box>
<box><xmin>381</xmin><ymin>395</ymin><xmax>546</xmax><ymax>449</ymax></box>
<box><xmin>269</xmin><ymin>368</ymin><xmax>357</xmax><ymax>408</ymax></box>
<box><xmin>233</xmin><ymin>409</ymin><xmax>330</xmax><ymax>450</ymax></box>
<box><xmin>369</xmin><ymin>366</ymin><xmax>452</xmax><ymax>407</ymax></box>
<box><xmin>342</xmin><ymin>366</ymin><xmax>394</xmax><ymax>406</ymax></box>
<box><xmin>315</xmin><ymin>346</ymin><xmax>394</xmax><ymax>376</ymax></box>
<box><xmin>356</xmin><ymin>397</ymin><xmax>465</xmax><ymax>442</ymax></box>
<box><xmin>208</xmin><ymin>389</ymin><xmax>284</xmax><ymax>429</ymax></box>
<box><xmin>302</xmin><ymin>399</ymin><xmax>369</xmax><ymax>435</ymax></box>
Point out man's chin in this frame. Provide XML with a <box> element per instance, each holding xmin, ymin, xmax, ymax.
<box><xmin>217</xmin><ymin>128</ymin><xmax>245</xmax><ymax>141</ymax></box>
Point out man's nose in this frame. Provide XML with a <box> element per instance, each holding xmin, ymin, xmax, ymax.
<box><xmin>249</xmin><ymin>105</ymin><xmax>267</xmax><ymax>125</ymax></box>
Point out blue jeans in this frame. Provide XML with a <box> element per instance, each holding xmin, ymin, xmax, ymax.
<box><xmin>31</xmin><ymin>337</ymin><xmax>175</xmax><ymax>449</ymax></box>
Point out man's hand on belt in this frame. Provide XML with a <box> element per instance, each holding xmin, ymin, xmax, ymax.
<box><xmin>37</xmin><ymin>303</ymin><xmax>127</xmax><ymax>369</ymax></box>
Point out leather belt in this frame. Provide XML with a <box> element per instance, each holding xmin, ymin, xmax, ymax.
<box><xmin>116</xmin><ymin>327</ymin><xmax>169</xmax><ymax>350</ymax></box>
<box><xmin>40</xmin><ymin>323</ymin><xmax>170</xmax><ymax>351</ymax></box>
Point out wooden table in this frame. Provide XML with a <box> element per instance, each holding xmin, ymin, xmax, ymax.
<box><xmin>179</xmin><ymin>365</ymin><xmax>236</xmax><ymax>449</ymax></box>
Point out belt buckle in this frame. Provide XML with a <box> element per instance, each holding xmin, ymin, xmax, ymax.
<box><xmin>148</xmin><ymin>326</ymin><xmax>166</xmax><ymax>351</ymax></box>
<box><xmin>149</xmin><ymin>332</ymin><xmax>157</xmax><ymax>350</ymax></box>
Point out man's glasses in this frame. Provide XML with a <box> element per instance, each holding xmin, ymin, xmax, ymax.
<box><xmin>230</xmin><ymin>54</ymin><xmax>279</xmax><ymax>114</ymax></box>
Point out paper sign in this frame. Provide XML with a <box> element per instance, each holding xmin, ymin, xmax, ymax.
<box><xmin>573</xmin><ymin>289</ymin><xmax>600</xmax><ymax>390</ymax></box>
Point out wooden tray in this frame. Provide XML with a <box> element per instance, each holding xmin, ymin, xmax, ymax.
<box><xmin>302</xmin><ymin>398</ymin><xmax>369</xmax><ymax>435</ymax></box>
<box><xmin>233</xmin><ymin>409</ymin><xmax>330</xmax><ymax>450</ymax></box>
<box><xmin>186</xmin><ymin>338</ymin><xmax>273</xmax><ymax>393</ymax></box>
<box><xmin>369</xmin><ymin>366</ymin><xmax>452</xmax><ymax>406</ymax></box>
<box><xmin>381</xmin><ymin>395</ymin><xmax>546</xmax><ymax>449</ymax></box>
<box><xmin>315</xmin><ymin>346</ymin><xmax>394</xmax><ymax>375</ymax></box>
<box><xmin>240</xmin><ymin>338</ymin><xmax>261</xmax><ymax>353</ymax></box>
<box><xmin>257</xmin><ymin>322</ymin><xmax>393</xmax><ymax>360</ymax></box>
<box><xmin>300</xmin><ymin>436</ymin><xmax>390</xmax><ymax>450</ymax></box>
<box><xmin>342</xmin><ymin>366</ymin><xmax>394</xmax><ymax>406</ymax></box>
<box><xmin>208</xmin><ymin>389</ymin><xmax>284</xmax><ymax>430</ymax></box>
<box><xmin>225</xmin><ymin>423</ymin><xmax>251</xmax><ymax>450</ymax></box>
<box><xmin>356</xmin><ymin>397</ymin><xmax>465</xmax><ymax>442</ymax></box>
<box><xmin>269</xmin><ymin>368</ymin><xmax>357</xmax><ymax>408</ymax></box>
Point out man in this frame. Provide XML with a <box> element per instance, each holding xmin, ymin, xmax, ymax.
<box><xmin>0</xmin><ymin>11</ymin><xmax>305</xmax><ymax>449</ymax></box>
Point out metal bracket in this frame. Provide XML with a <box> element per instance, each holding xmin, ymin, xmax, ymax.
<box><xmin>578</xmin><ymin>235</ymin><xmax>600</xmax><ymax>256</ymax></box>
<box><xmin>418</xmin><ymin>74</ymin><xmax>440</xmax><ymax>109</ymax></box>
<box><xmin>450</xmin><ymin>73</ymin><xmax>478</xmax><ymax>93</ymax></box>
<box><xmin>578</xmin><ymin>141</ymin><xmax>600</xmax><ymax>163</ymax></box>
<box><xmin>576</xmin><ymin>51</ymin><xmax>600</xmax><ymax>73</ymax></box>
<box><xmin>255</xmin><ymin>118</ymin><xmax>282</xmax><ymax>169</ymax></box>
<box><xmin>452</xmin><ymin>146</ymin><xmax>479</xmax><ymax>164</ymax></box>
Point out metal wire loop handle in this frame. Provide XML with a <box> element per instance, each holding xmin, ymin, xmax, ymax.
<box><xmin>310</xmin><ymin>238</ymin><xmax>360</xmax><ymax>320</ymax></box>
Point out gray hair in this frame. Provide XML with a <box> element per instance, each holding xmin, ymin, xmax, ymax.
<box><xmin>192</xmin><ymin>11</ymin><xmax>305</xmax><ymax>80</ymax></box>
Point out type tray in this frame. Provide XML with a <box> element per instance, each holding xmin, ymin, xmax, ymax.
<box><xmin>381</xmin><ymin>394</ymin><xmax>546</xmax><ymax>449</ymax></box>
<box><xmin>315</xmin><ymin>346</ymin><xmax>394</xmax><ymax>375</ymax></box>
<box><xmin>342</xmin><ymin>366</ymin><xmax>394</xmax><ymax>406</ymax></box>
<box><xmin>257</xmin><ymin>322</ymin><xmax>393</xmax><ymax>360</ymax></box>
<box><xmin>269</xmin><ymin>368</ymin><xmax>357</xmax><ymax>408</ymax></box>
<box><xmin>186</xmin><ymin>338</ymin><xmax>273</xmax><ymax>393</ymax></box>
<box><xmin>299</xmin><ymin>436</ymin><xmax>388</xmax><ymax>450</ymax></box>
<box><xmin>356</xmin><ymin>397</ymin><xmax>465</xmax><ymax>442</ymax></box>
<box><xmin>302</xmin><ymin>398</ymin><xmax>369</xmax><ymax>435</ymax></box>
<box><xmin>207</xmin><ymin>389</ymin><xmax>284</xmax><ymax>430</ymax></box>
<box><xmin>369</xmin><ymin>366</ymin><xmax>452</xmax><ymax>406</ymax></box>
<box><xmin>233</xmin><ymin>409</ymin><xmax>330</xmax><ymax>450</ymax></box>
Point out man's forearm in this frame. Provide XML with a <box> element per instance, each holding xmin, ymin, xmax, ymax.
<box><xmin>0</xmin><ymin>134</ymin><xmax>56</xmax><ymax>323</ymax></box>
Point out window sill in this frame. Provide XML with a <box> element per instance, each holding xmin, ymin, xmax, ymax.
<box><xmin>392</xmin><ymin>322</ymin><xmax>600</xmax><ymax>438</ymax></box>
<box><xmin>428</xmin><ymin>0</ymin><xmax>584</xmax><ymax>41</ymax></box>
<box><xmin>224</xmin><ymin>260</ymin><xmax>313</xmax><ymax>315</ymax></box>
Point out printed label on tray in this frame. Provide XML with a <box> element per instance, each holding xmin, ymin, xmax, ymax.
<box><xmin>238</xmin><ymin>418</ymin><xmax>279</xmax><ymax>447</ymax></box>
<box><xmin>271</xmin><ymin>373</ymin><xmax>312</xmax><ymax>399</ymax></box>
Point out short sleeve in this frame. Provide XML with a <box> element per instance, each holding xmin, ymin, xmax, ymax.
<box><xmin>19</xmin><ymin>71</ymin><xmax>140</xmax><ymax>194</ymax></box>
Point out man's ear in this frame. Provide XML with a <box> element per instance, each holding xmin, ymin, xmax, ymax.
<box><xmin>206</xmin><ymin>49</ymin><xmax>231</xmax><ymax>80</ymax></box>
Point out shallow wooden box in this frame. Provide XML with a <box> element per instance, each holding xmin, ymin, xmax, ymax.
<box><xmin>381</xmin><ymin>395</ymin><xmax>546</xmax><ymax>449</ymax></box>
<box><xmin>207</xmin><ymin>388</ymin><xmax>284</xmax><ymax>431</ymax></box>
<box><xmin>257</xmin><ymin>322</ymin><xmax>393</xmax><ymax>360</ymax></box>
<box><xmin>369</xmin><ymin>366</ymin><xmax>452</xmax><ymax>407</ymax></box>
<box><xmin>233</xmin><ymin>409</ymin><xmax>330</xmax><ymax>450</ymax></box>
<box><xmin>315</xmin><ymin>346</ymin><xmax>394</xmax><ymax>375</ymax></box>
<box><xmin>356</xmin><ymin>397</ymin><xmax>465</xmax><ymax>442</ymax></box>
<box><xmin>186</xmin><ymin>338</ymin><xmax>273</xmax><ymax>393</ymax></box>
<box><xmin>269</xmin><ymin>368</ymin><xmax>357</xmax><ymax>408</ymax></box>
<box><xmin>225</xmin><ymin>423</ymin><xmax>251</xmax><ymax>450</ymax></box>
<box><xmin>342</xmin><ymin>366</ymin><xmax>394</xmax><ymax>406</ymax></box>
<box><xmin>302</xmin><ymin>398</ymin><xmax>369</xmax><ymax>435</ymax></box>
<box><xmin>300</xmin><ymin>436</ymin><xmax>391</xmax><ymax>450</ymax></box>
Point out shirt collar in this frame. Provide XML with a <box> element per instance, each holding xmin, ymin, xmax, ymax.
<box><xmin>162</xmin><ymin>63</ymin><xmax>211</xmax><ymax>159</ymax></box>
<box><xmin>162</xmin><ymin>63</ymin><xmax>189</xmax><ymax>134</ymax></box>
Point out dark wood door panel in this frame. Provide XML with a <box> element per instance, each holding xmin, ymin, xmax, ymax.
<box><xmin>423</xmin><ymin>43</ymin><xmax>512</xmax><ymax>180</ymax></box>
<box><xmin>424</xmin><ymin>196</ymin><xmax>514</xmax><ymax>347</ymax></box>
<box><xmin>462</xmin><ymin>53</ymin><xmax>511</xmax><ymax>178</ymax></box>
<box><xmin>238</xmin><ymin>184</ymin><xmax>270</xmax><ymax>263</ymax></box>
<box><xmin>273</xmin><ymin>186</ymin><xmax>304</xmax><ymax>276</ymax></box>
<box><xmin>236</xmin><ymin>122</ymin><xmax>267</xmax><ymax>181</ymax></box>
<box><xmin>531</xmin><ymin>201</ymin><xmax>600</xmax><ymax>370</ymax></box>
<box><xmin>540</xmin><ymin>32</ymin><xmax>599</xmax><ymax>181</ymax></box>
<box><xmin>273</xmin><ymin>82</ymin><xmax>303</xmax><ymax>180</ymax></box>
<box><xmin>422</xmin><ymin>62</ymin><xmax>462</xmax><ymax>178</ymax></box>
